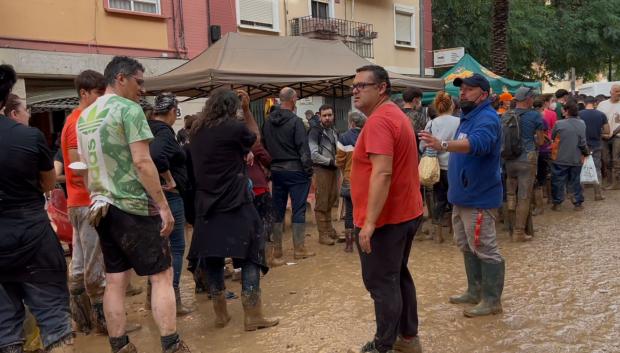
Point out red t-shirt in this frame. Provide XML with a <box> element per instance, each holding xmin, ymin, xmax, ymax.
<box><xmin>61</xmin><ymin>108</ymin><xmax>91</xmax><ymax>208</ymax></box>
<box><xmin>350</xmin><ymin>102</ymin><xmax>424</xmax><ymax>228</ymax></box>
<box><xmin>543</xmin><ymin>108</ymin><xmax>557</xmax><ymax>140</ymax></box>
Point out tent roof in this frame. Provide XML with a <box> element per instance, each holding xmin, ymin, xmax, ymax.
<box><xmin>145</xmin><ymin>32</ymin><xmax>443</xmax><ymax>99</ymax></box>
<box><xmin>441</xmin><ymin>54</ymin><xmax>541</xmax><ymax>95</ymax></box>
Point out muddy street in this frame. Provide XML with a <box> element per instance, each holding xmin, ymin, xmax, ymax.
<box><xmin>75</xmin><ymin>188</ymin><xmax>620</xmax><ymax>353</ymax></box>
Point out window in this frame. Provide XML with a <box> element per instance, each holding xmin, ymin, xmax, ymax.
<box><xmin>236</xmin><ymin>0</ymin><xmax>280</xmax><ymax>32</ymax></box>
<box><xmin>311</xmin><ymin>0</ymin><xmax>329</xmax><ymax>19</ymax></box>
<box><xmin>394</xmin><ymin>4</ymin><xmax>415</xmax><ymax>48</ymax></box>
<box><xmin>108</xmin><ymin>0</ymin><xmax>160</xmax><ymax>14</ymax></box>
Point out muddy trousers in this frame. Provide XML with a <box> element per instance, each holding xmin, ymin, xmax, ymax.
<box><xmin>203</xmin><ymin>258</ymin><xmax>260</xmax><ymax>296</ymax></box>
<box><xmin>356</xmin><ymin>217</ymin><xmax>422</xmax><ymax>353</ymax></box>
<box><xmin>68</xmin><ymin>207</ymin><xmax>106</xmax><ymax>302</ymax></box>
<box><xmin>313</xmin><ymin>166</ymin><xmax>339</xmax><ymax>234</ymax></box>
<box><xmin>551</xmin><ymin>163</ymin><xmax>584</xmax><ymax>206</ymax></box>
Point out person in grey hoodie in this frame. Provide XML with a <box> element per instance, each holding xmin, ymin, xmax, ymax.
<box><xmin>262</xmin><ymin>87</ymin><xmax>315</xmax><ymax>260</ymax></box>
<box><xmin>551</xmin><ymin>100</ymin><xmax>589</xmax><ymax>211</ymax></box>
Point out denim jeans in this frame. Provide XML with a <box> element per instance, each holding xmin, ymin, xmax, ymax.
<box><xmin>271</xmin><ymin>170</ymin><xmax>311</xmax><ymax>224</ymax></box>
<box><xmin>166</xmin><ymin>191</ymin><xmax>186</xmax><ymax>289</ymax></box>
<box><xmin>551</xmin><ymin>163</ymin><xmax>584</xmax><ymax>205</ymax></box>
<box><xmin>432</xmin><ymin>169</ymin><xmax>450</xmax><ymax>224</ymax></box>
<box><xmin>202</xmin><ymin>258</ymin><xmax>260</xmax><ymax>296</ymax></box>
<box><xmin>341</xmin><ymin>182</ymin><xmax>354</xmax><ymax>230</ymax></box>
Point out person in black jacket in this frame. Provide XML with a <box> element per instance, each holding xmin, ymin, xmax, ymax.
<box><xmin>188</xmin><ymin>88</ymin><xmax>278</xmax><ymax>331</ymax></box>
<box><xmin>148</xmin><ymin>93</ymin><xmax>193</xmax><ymax>316</ymax></box>
<box><xmin>262</xmin><ymin>87</ymin><xmax>315</xmax><ymax>261</ymax></box>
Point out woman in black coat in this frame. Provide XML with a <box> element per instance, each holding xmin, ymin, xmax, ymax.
<box><xmin>188</xmin><ymin>89</ymin><xmax>278</xmax><ymax>331</ymax></box>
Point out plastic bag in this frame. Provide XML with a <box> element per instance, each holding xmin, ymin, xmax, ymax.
<box><xmin>580</xmin><ymin>155</ymin><xmax>598</xmax><ymax>184</ymax></box>
<box><xmin>419</xmin><ymin>151</ymin><xmax>440</xmax><ymax>187</ymax></box>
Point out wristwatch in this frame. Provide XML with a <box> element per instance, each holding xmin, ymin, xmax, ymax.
<box><xmin>440</xmin><ymin>140</ymin><xmax>449</xmax><ymax>152</ymax></box>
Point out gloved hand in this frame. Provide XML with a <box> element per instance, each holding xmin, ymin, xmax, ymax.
<box><xmin>88</xmin><ymin>200</ymin><xmax>110</xmax><ymax>227</ymax></box>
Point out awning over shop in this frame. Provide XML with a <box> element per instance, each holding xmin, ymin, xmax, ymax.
<box><xmin>145</xmin><ymin>32</ymin><xmax>443</xmax><ymax>99</ymax></box>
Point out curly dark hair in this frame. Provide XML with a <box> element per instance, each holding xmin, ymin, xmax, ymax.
<box><xmin>191</xmin><ymin>88</ymin><xmax>240</xmax><ymax>134</ymax></box>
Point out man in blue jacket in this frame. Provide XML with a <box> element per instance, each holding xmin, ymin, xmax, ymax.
<box><xmin>419</xmin><ymin>73</ymin><xmax>505</xmax><ymax>318</ymax></box>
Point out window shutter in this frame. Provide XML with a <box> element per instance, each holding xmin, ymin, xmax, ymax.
<box><xmin>313</xmin><ymin>0</ymin><xmax>329</xmax><ymax>3</ymax></box>
<box><xmin>239</xmin><ymin>0</ymin><xmax>274</xmax><ymax>28</ymax></box>
<box><xmin>395</xmin><ymin>12</ymin><xmax>412</xmax><ymax>45</ymax></box>
<box><xmin>109</xmin><ymin>0</ymin><xmax>131</xmax><ymax>11</ymax></box>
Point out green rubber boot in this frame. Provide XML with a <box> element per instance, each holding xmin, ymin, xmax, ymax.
<box><xmin>464</xmin><ymin>259</ymin><xmax>505</xmax><ymax>317</ymax></box>
<box><xmin>449</xmin><ymin>251</ymin><xmax>481</xmax><ymax>305</ymax></box>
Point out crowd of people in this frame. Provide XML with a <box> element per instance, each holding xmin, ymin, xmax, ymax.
<box><xmin>1</xmin><ymin>53</ymin><xmax>618</xmax><ymax>353</ymax></box>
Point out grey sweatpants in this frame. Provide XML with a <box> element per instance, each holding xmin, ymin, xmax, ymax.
<box><xmin>69</xmin><ymin>207</ymin><xmax>106</xmax><ymax>302</ymax></box>
<box><xmin>453</xmin><ymin>205</ymin><xmax>504</xmax><ymax>264</ymax></box>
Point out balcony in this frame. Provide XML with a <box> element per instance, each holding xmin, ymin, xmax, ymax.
<box><xmin>289</xmin><ymin>16</ymin><xmax>377</xmax><ymax>58</ymax></box>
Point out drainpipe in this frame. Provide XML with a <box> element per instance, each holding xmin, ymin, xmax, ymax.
<box><xmin>419</xmin><ymin>0</ymin><xmax>425</xmax><ymax>77</ymax></box>
<box><xmin>206</xmin><ymin>0</ymin><xmax>211</xmax><ymax>44</ymax></box>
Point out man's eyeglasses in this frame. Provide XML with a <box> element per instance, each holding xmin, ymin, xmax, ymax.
<box><xmin>131</xmin><ymin>76</ymin><xmax>145</xmax><ymax>87</ymax></box>
<box><xmin>350</xmin><ymin>82</ymin><xmax>377</xmax><ymax>91</ymax></box>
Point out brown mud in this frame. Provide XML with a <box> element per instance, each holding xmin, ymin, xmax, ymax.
<box><xmin>75</xmin><ymin>188</ymin><xmax>619</xmax><ymax>353</ymax></box>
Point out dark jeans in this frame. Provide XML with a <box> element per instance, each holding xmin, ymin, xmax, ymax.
<box><xmin>551</xmin><ymin>163</ymin><xmax>584</xmax><ymax>205</ymax></box>
<box><xmin>356</xmin><ymin>217</ymin><xmax>422</xmax><ymax>353</ymax></box>
<box><xmin>203</xmin><ymin>258</ymin><xmax>260</xmax><ymax>295</ymax></box>
<box><xmin>432</xmin><ymin>169</ymin><xmax>450</xmax><ymax>224</ymax></box>
<box><xmin>254</xmin><ymin>192</ymin><xmax>274</xmax><ymax>243</ymax></box>
<box><xmin>341</xmin><ymin>182</ymin><xmax>353</xmax><ymax>229</ymax></box>
<box><xmin>166</xmin><ymin>191</ymin><xmax>186</xmax><ymax>289</ymax></box>
<box><xmin>537</xmin><ymin>151</ymin><xmax>551</xmax><ymax>187</ymax></box>
<box><xmin>271</xmin><ymin>170</ymin><xmax>310</xmax><ymax>224</ymax></box>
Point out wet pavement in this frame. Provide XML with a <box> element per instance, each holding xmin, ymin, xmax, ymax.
<box><xmin>76</xmin><ymin>187</ymin><xmax>620</xmax><ymax>353</ymax></box>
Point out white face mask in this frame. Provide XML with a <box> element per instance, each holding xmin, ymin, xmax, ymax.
<box><xmin>550</xmin><ymin>102</ymin><xmax>557</xmax><ymax>110</ymax></box>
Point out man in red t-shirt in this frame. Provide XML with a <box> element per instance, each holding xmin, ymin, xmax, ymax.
<box><xmin>349</xmin><ymin>65</ymin><xmax>424</xmax><ymax>353</ymax></box>
<box><xmin>60</xmin><ymin>70</ymin><xmax>108</xmax><ymax>333</ymax></box>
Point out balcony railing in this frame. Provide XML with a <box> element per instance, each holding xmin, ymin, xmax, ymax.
<box><xmin>289</xmin><ymin>16</ymin><xmax>377</xmax><ymax>58</ymax></box>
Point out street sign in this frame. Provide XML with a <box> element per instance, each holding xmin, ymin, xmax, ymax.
<box><xmin>433</xmin><ymin>47</ymin><xmax>465</xmax><ymax>67</ymax></box>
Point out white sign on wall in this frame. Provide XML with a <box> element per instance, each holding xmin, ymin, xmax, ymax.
<box><xmin>433</xmin><ymin>47</ymin><xmax>465</xmax><ymax>67</ymax></box>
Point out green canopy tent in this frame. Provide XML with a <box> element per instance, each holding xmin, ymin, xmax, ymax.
<box><xmin>421</xmin><ymin>54</ymin><xmax>542</xmax><ymax>104</ymax></box>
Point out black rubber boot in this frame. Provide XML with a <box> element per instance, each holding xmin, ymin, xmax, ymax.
<box><xmin>464</xmin><ymin>260</ymin><xmax>505</xmax><ymax>317</ymax></box>
<box><xmin>449</xmin><ymin>251</ymin><xmax>482</xmax><ymax>304</ymax></box>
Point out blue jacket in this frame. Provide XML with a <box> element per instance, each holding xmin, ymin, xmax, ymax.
<box><xmin>447</xmin><ymin>99</ymin><xmax>503</xmax><ymax>209</ymax></box>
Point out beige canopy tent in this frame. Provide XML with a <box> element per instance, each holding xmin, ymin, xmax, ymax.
<box><xmin>145</xmin><ymin>33</ymin><xmax>443</xmax><ymax>100</ymax></box>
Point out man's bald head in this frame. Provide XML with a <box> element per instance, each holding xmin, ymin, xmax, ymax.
<box><xmin>279</xmin><ymin>87</ymin><xmax>297</xmax><ymax>110</ymax></box>
<box><xmin>611</xmin><ymin>84</ymin><xmax>620</xmax><ymax>103</ymax></box>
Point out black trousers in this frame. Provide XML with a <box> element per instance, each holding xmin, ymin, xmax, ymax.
<box><xmin>355</xmin><ymin>217</ymin><xmax>422</xmax><ymax>352</ymax></box>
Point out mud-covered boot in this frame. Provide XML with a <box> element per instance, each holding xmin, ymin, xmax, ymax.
<box><xmin>266</xmin><ymin>243</ymin><xmax>285</xmax><ymax>267</ymax></box>
<box><xmin>144</xmin><ymin>281</ymin><xmax>152</xmax><ymax>310</ymax></box>
<box><xmin>70</xmin><ymin>288</ymin><xmax>93</xmax><ymax>334</ymax></box>
<box><xmin>46</xmin><ymin>334</ymin><xmax>74</xmax><ymax>353</ymax></box>
<box><xmin>464</xmin><ymin>260</ymin><xmax>505</xmax><ymax>317</ymax></box>
<box><xmin>316</xmin><ymin>217</ymin><xmax>335</xmax><ymax>245</ymax></box>
<box><xmin>212</xmin><ymin>292</ymin><xmax>231</xmax><ymax>328</ymax></box>
<box><xmin>449</xmin><ymin>251</ymin><xmax>481</xmax><ymax>304</ymax></box>
<box><xmin>292</xmin><ymin>223</ymin><xmax>315</xmax><ymax>259</ymax></box>
<box><xmin>393</xmin><ymin>335</ymin><xmax>423</xmax><ymax>353</ymax></box>
<box><xmin>433</xmin><ymin>224</ymin><xmax>444</xmax><ymax>243</ymax></box>
<box><xmin>91</xmin><ymin>302</ymin><xmax>108</xmax><ymax>335</ymax></box>
<box><xmin>594</xmin><ymin>184</ymin><xmax>605</xmax><ymax>201</ymax></box>
<box><xmin>532</xmin><ymin>187</ymin><xmax>545</xmax><ymax>215</ymax></box>
<box><xmin>241</xmin><ymin>290</ymin><xmax>279</xmax><ymax>331</ymax></box>
<box><xmin>513</xmin><ymin>200</ymin><xmax>532</xmax><ymax>242</ymax></box>
<box><xmin>271</xmin><ymin>222</ymin><xmax>284</xmax><ymax>259</ymax></box>
<box><xmin>116</xmin><ymin>343</ymin><xmax>138</xmax><ymax>353</ymax></box>
<box><xmin>344</xmin><ymin>229</ymin><xmax>354</xmax><ymax>253</ymax></box>
<box><xmin>174</xmin><ymin>287</ymin><xmax>194</xmax><ymax>316</ymax></box>
<box><xmin>163</xmin><ymin>340</ymin><xmax>191</xmax><ymax>353</ymax></box>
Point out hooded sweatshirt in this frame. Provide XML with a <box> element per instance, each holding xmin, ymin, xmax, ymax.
<box><xmin>262</xmin><ymin>108</ymin><xmax>313</xmax><ymax>175</ymax></box>
<box><xmin>448</xmin><ymin>99</ymin><xmax>503</xmax><ymax>209</ymax></box>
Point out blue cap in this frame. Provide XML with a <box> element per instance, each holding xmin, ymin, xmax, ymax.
<box><xmin>453</xmin><ymin>73</ymin><xmax>490</xmax><ymax>92</ymax></box>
